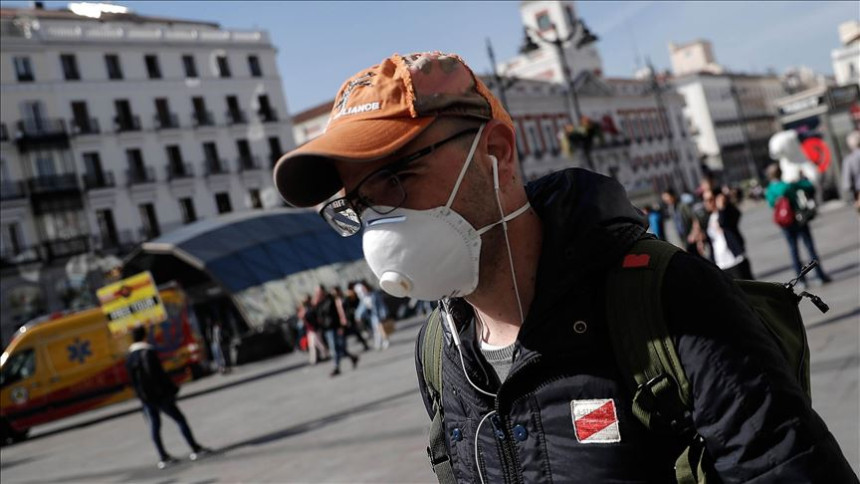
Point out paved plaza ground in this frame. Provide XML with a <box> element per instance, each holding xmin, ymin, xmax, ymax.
<box><xmin>2</xmin><ymin>201</ymin><xmax>858</xmax><ymax>483</ymax></box>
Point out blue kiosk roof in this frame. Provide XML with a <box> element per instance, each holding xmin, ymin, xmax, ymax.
<box><xmin>124</xmin><ymin>209</ymin><xmax>363</xmax><ymax>293</ymax></box>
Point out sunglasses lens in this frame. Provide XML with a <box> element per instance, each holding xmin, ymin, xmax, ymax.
<box><xmin>322</xmin><ymin>199</ymin><xmax>361</xmax><ymax>237</ymax></box>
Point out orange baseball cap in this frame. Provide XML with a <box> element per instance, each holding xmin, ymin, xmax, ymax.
<box><xmin>274</xmin><ymin>51</ymin><xmax>513</xmax><ymax>207</ymax></box>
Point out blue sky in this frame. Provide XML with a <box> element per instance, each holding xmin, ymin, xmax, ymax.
<box><xmin>2</xmin><ymin>1</ymin><xmax>855</xmax><ymax>114</ymax></box>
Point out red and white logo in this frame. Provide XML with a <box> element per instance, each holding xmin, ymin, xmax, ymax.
<box><xmin>571</xmin><ymin>399</ymin><xmax>621</xmax><ymax>443</ymax></box>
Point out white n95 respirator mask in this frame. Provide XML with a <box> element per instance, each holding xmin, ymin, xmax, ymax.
<box><xmin>361</xmin><ymin>125</ymin><xmax>529</xmax><ymax>301</ymax></box>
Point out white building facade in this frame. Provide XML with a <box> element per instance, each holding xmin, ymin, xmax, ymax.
<box><xmin>0</xmin><ymin>3</ymin><xmax>294</xmax><ymax>338</ymax></box>
<box><xmin>831</xmin><ymin>20</ymin><xmax>860</xmax><ymax>87</ymax></box>
<box><xmin>672</xmin><ymin>72</ymin><xmax>788</xmax><ymax>183</ymax></box>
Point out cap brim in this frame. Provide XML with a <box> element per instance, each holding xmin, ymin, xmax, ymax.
<box><xmin>274</xmin><ymin>117</ymin><xmax>435</xmax><ymax>207</ymax></box>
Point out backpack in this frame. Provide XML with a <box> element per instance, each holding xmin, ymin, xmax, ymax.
<box><xmin>315</xmin><ymin>295</ymin><xmax>337</xmax><ymax>330</ymax></box>
<box><xmin>128</xmin><ymin>349</ymin><xmax>169</xmax><ymax>403</ymax></box>
<box><xmin>419</xmin><ymin>239</ymin><xmax>818</xmax><ymax>484</ymax></box>
<box><xmin>773</xmin><ymin>196</ymin><xmax>795</xmax><ymax>228</ymax></box>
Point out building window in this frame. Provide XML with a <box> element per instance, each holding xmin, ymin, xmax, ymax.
<box><xmin>139</xmin><ymin>203</ymin><xmax>160</xmax><ymax>239</ymax></box>
<box><xmin>215</xmin><ymin>192</ymin><xmax>232</xmax><ymax>214</ymax></box>
<box><xmin>257</xmin><ymin>94</ymin><xmax>276</xmax><ymax>122</ymax></box>
<box><xmin>82</xmin><ymin>152</ymin><xmax>109</xmax><ymax>188</ymax></box>
<box><xmin>96</xmin><ymin>209</ymin><xmax>119</xmax><ymax>248</ymax></box>
<box><xmin>203</xmin><ymin>142</ymin><xmax>225</xmax><ymax>174</ymax></box>
<box><xmin>4</xmin><ymin>222</ymin><xmax>24</xmax><ymax>255</ymax></box>
<box><xmin>216</xmin><ymin>55</ymin><xmax>231</xmax><ymax>78</ymax></box>
<box><xmin>166</xmin><ymin>145</ymin><xmax>186</xmax><ymax>178</ymax></box>
<box><xmin>179</xmin><ymin>198</ymin><xmax>197</xmax><ymax>224</ymax></box>
<box><xmin>144</xmin><ymin>54</ymin><xmax>161</xmax><ymax>79</ymax></box>
<box><xmin>105</xmin><ymin>54</ymin><xmax>123</xmax><ymax>80</ymax></box>
<box><xmin>71</xmin><ymin>101</ymin><xmax>97</xmax><ymax>134</ymax></box>
<box><xmin>267</xmin><ymin>136</ymin><xmax>283</xmax><ymax>167</ymax></box>
<box><xmin>60</xmin><ymin>54</ymin><xmax>80</xmax><ymax>80</ymax></box>
<box><xmin>535</xmin><ymin>11</ymin><xmax>552</xmax><ymax>32</ymax></box>
<box><xmin>182</xmin><ymin>54</ymin><xmax>198</xmax><ymax>78</ymax></box>
<box><xmin>114</xmin><ymin>99</ymin><xmax>138</xmax><ymax>131</ymax></box>
<box><xmin>192</xmin><ymin>97</ymin><xmax>213</xmax><ymax>126</ymax></box>
<box><xmin>13</xmin><ymin>56</ymin><xmax>34</xmax><ymax>82</ymax></box>
<box><xmin>248</xmin><ymin>55</ymin><xmax>262</xmax><ymax>77</ymax></box>
<box><xmin>154</xmin><ymin>98</ymin><xmax>177</xmax><ymax>129</ymax></box>
<box><xmin>249</xmin><ymin>188</ymin><xmax>263</xmax><ymax>209</ymax></box>
<box><xmin>226</xmin><ymin>95</ymin><xmax>245</xmax><ymax>124</ymax></box>
<box><xmin>126</xmin><ymin>148</ymin><xmax>151</xmax><ymax>184</ymax></box>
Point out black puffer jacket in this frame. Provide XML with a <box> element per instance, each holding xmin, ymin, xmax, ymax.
<box><xmin>415</xmin><ymin>169</ymin><xmax>855</xmax><ymax>483</ymax></box>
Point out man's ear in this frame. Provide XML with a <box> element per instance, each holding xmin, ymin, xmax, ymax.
<box><xmin>483</xmin><ymin>119</ymin><xmax>519</xmax><ymax>186</ymax></box>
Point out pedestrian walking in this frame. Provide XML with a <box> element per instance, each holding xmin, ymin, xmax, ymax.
<box><xmin>299</xmin><ymin>294</ymin><xmax>328</xmax><ymax>365</ymax></box>
<box><xmin>702</xmin><ymin>189</ymin><xmax>754</xmax><ymax>280</ymax></box>
<box><xmin>126</xmin><ymin>325</ymin><xmax>211</xmax><ymax>469</ymax></box>
<box><xmin>335</xmin><ymin>286</ymin><xmax>371</xmax><ymax>351</ymax></box>
<box><xmin>661</xmin><ymin>188</ymin><xmax>702</xmax><ymax>253</ymax></box>
<box><xmin>843</xmin><ymin>130</ymin><xmax>860</xmax><ymax>211</ymax></box>
<box><xmin>644</xmin><ymin>204</ymin><xmax>665</xmax><ymax>240</ymax></box>
<box><xmin>314</xmin><ymin>285</ymin><xmax>358</xmax><ymax>377</ymax></box>
<box><xmin>272</xmin><ymin>52</ymin><xmax>855</xmax><ymax>483</ymax></box>
<box><xmin>208</xmin><ymin>319</ymin><xmax>229</xmax><ymax>374</ymax></box>
<box><xmin>765</xmin><ymin>163</ymin><xmax>832</xmax><ymax>288</ymax></box>
<box><xmin>353</xmin><ymin>280</ymin><xmax>389</xmax><ymax>350</ymax></box>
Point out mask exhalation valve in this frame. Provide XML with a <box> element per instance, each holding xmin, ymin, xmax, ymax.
<box><xmin>379</xmin><ymin>271</ymin><xmax>413</xmax><ymax>298</ymax></box>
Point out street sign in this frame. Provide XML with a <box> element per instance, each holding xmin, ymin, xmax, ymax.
<box><xmin>96</xmin><ymin>271</ymin><xmax>166</xmax><ymax>332</ymax></box>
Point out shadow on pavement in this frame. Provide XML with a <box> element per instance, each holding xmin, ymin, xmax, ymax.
<box><xmin>216</xmin><ymin>387</ymin><xmax>416</xmax><ymax>452</ymax></box>
<box><xmin>810</xmin><ymin>353</ymin><xmax>860</xmax><ymax>374</ymax></box>
<box><xmin>26</xmin><ymin>388</ymin><xmax>419</xmax><ymax>483</ymax></box>
<box><xmin>754</xmin><ymin>242</ymin><xmax>860</xmax><ymax>280</ymax></box>
<box><xmin>0</xmin><ymin>455</ymin><xmax>42</xmax><ymax>470</ymax></box>
<box><xmin>26</xmin><ymin>360</ymin><xmax>309</xmax><ymax>443</ymax></box>
<box><xmin>807</xmin><ymin>307</ymin><xmax>860</xmax><ymax>330</ymax></box>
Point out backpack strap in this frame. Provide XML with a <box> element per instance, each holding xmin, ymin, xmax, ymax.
<box><xmin>421</xmin><ymin>308</ymin><xmax>456</xmax><ymax>484</ymax></box>
<box><xmin>606</xmin><ymin>239</ymin><xmax>709</xmax><ymax>484</ymax></box>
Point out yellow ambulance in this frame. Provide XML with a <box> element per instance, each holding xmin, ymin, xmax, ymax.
<box><xmin>0</xmin><ymin>284</ymin><xmax>204</xmax><ymax>444</ymax></box>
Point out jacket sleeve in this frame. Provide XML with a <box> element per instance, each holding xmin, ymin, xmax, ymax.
<box><xmin>663</xmin><ymin>252</ymin><xmax>857</xmax><ymax>483</ymax></box>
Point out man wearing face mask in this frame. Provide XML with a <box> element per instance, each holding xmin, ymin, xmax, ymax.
<box><xmin>273</xmin><ymin>52</ymin><xmax>855</xmax><ymax>483</ymax></box>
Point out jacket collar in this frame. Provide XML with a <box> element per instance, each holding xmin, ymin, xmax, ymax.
<box><xmin>446</xmin><ymin>169</ymin><xmax>647</xmax><ymax>372</ymax></box>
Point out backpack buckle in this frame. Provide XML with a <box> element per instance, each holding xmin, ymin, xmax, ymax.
<box><xmin>426</xmin><ymin>446</ymin><xmax>449</xmax><ymax>473</ymax></box>
<box><xmin>635</xmin><ymin>373</ymin><xmax>695</xmax><ymax>438</ymax></box>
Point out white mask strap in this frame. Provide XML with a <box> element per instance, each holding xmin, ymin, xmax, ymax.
<box><xmin>475</xmin><ymin>202</ymin><xmax>531</xmax><ymax>236</ymax></box>
<box><xmin>445</xmin><ymin>124</ymin><xmax>485</xmax><ymax>209</ymax></box>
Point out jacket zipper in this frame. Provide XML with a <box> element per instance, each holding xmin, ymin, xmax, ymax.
<box><xmin>490</xmin><ymin>413</ymin><xmax>521</xmax><ymax>484</ymax></box>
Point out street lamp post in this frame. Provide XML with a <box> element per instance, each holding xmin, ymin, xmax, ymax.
<box><xmin>485</xmin><ymin>37</ymin><xmax>526</xmax><ymax>180</ymax></box>
<box><xmin>519</xmin><ymin>19</ymin><xmax>598</xmax><ymax>170</ymax></box>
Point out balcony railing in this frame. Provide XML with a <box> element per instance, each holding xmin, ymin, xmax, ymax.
<box><xmin>82</xmin><ymin>171</ymin><xmax>116</xmax><ymax>190</ymax></box>
<box><xmin>258</xmin><ymin>109</ymin><xmax>278</xmax><ymax>123</ymax></box>
<box><xmin>226</xmin><ymin>109</ymin><xmax>247</xmax><ymax>125</ymax></box>
<box><xmin>166</xmin><ymin>163</ymin><xmax>194</xmax><ymax>180</ymax></box>
<box><xmin>27</xmin><ymin>173</ymin><xmax>80</xmax><ymax>194</ymax></box>
<box><xmin>71</xmin><ymin>117</ymin><xmax>100</xmax><ymax>135</ymax></box>
<box><xmin>114</xmin><ymin>115</ymin><xmax>142</xmax><ymax>133</ymax></box>
<box><xmin>44</xmin><ymin>235</ymin><xmax>90</xmax><ymax>261</ymax></box>
<box><xmin>237</xmin><ymin>155</ymin><xmax>262</xmax><ymax>172</ymax></box>
<box><xmin>269</xmin><ymin>152</ymin><xmax>281</xmax><ymax>168</ymax></box>
<box><xmin>192</xmin><ymin>110</ymin><xmax>215</xmax><ymax>127</ymax></box>
<box><xmin>154</xmin><ymin>113</ymin><xmax>180</xmax><ymax>130</ymax></box>
<box><xmin>205</xmin><ymin>159</ymin><xmax>230</xmax><ymax>176</ymax></box>
<box><xmin>0</xmin><ymin>180</ymin><xmax>26</xmax><ymax>201</ymax></box>
<box><xmin>16</xmin><ymin>118</ymin><xmax>67</xmax><ymax>138</ymax></box>
<box><xmin>126</xmin><ymin>166</ymin><xmax>156</xmax><ymax>186</ymax></box>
